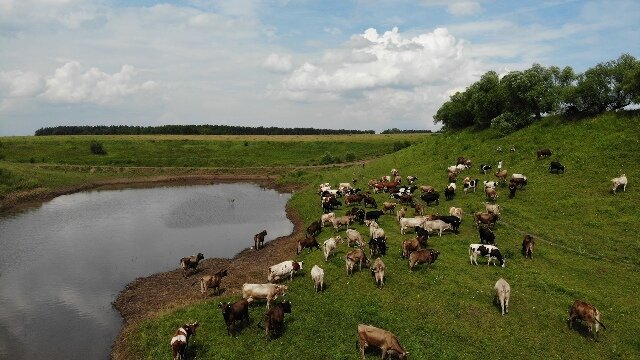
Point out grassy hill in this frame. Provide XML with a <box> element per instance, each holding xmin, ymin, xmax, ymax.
<box><xmin>126</xmin><ymin>112</ymin><xmax>640</xmax><ymax>359</ymax></box>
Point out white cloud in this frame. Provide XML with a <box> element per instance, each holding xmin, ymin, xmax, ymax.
<box><xmin>324</xmin><ymin>27</ymin><xmax>342</xmax><ymax>36</ymax></box>
<box><xmin>262</xmin><ymin>53</ymin><xmax>293</xmax><ymax>73</ymax></box>
<box><xmin>42</xmin><ymin>61</ymin><xmax>157</xmax><ymax>105</ymax></box>
<box><xmin>448</xmin><ymin>1</ymin><xmax>481</xmax><ymax>16</ymax></box>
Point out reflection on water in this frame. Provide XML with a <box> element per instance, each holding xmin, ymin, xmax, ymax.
<box><xmin>0</xmin><ymin>183</ymin><xmax>292</xmax><ymax>359</ymax></box>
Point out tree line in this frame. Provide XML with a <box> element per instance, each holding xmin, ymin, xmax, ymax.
<box><xmin>434</xmin><ymin>53</ymin><xmax>640</xmax><ymax>134</ymax></box>
<box><xmin>34</xmin><ymin>124</ymin><xmax>375</xmax><ymax>136</ymax></box>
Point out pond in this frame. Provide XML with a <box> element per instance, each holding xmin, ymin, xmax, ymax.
<box><xmin>0</xmin><ymin>183</ymin><xmax>293</xmax><ymax>359</ymax></box>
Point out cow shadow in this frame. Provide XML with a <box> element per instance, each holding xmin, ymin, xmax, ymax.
<box><xmin>568</xmin><ymin>320</ymin><xmax>599</xmax><ymax>340</ymax></box>
<box><xmin>187</xmin><ymin>343</ymin><xmax>206</xmax><ymax>358</ymax></box>
<box><xmin>187</xmin><ymin>268</ymin><xmax>205</xmax><ymax>277</ymax></box>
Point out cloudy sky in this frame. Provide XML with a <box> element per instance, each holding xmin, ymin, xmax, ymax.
<box><xmin>1</xmin><ymin>0</ymin><xmax>638</xmax><ymax>135</ymax></box>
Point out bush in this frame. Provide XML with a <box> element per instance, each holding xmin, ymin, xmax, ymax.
<box><xmin>320</xmin><ymin>152</ymin><xmax>341</xmax><ymax>165</ymax></box>
<box><xmin>90</xmin><ymin>141</ymin><xmax>107</xmax><ymax>155</ymax></box>
<box><xmin>393</xmin><ymin>141</ymin><xmax>411</xmax><ymax>152</ymax></box>
<box><xmin>345</xmin><ymin>151</ymin><xmax>356</xmax><ymax>162</ymax></box>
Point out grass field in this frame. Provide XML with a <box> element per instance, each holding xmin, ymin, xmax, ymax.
<box><xmin>125</xmin><ymin>112</ymin><xmax>640</xmax><ymax>359</ymax></box>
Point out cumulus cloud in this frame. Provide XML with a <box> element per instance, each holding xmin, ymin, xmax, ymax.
<box><xmin>262</xmin><ymin>53</ymin><xmax>293</xmax><ymax>73</ymax></box>
<box><xmin>42</xmin><ymin>61</ymin><xmax>157</xmax><ymax>105</ymax></box>
<box><xmin>0</xmin><ymin>70</ymin><xmax>44</xmax><ymax>110</ymax></box>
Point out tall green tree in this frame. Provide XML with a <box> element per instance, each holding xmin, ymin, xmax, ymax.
<box><xmin>466</xmin><ymin>71</ymin><xmax>504</xmax><ymax>128</ymax></box>
<box><xmin>433</xmin><ymin>91</ymin><xmax>474</xmax><ymax>130</ymax></box>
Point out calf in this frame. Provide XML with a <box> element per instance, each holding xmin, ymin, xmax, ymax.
<box><xmin>180</xmin><ymin>253</ymin><xmax>204</xmax><ymax>278</ymax></box>
<box><xmin>357</xmin><ymin>324</ymin><xmax>408</xmax><ymax>360</ymax></box>
<box><xmin>469</xmin><ymin>244</ymin><xmax>505</xmax><ymax>267</ymax></box>
<box><xmin>396</xmin><ymin>207</ymin><xmax>408</xmax><ymax>222</ymax></box>
<box><xmin>310</xmin><ymin>265</ymin><xmax>324</xmax><ymax>292</ymax></box>
<box><xmin>241</xmin><ymin>283</ymin><xmax>288</xmax><ymax>309</ymax></box>
<box><xmin>218</xmin><ymin>299</ymin><xmax>251</xmax><ymax>335</ymax></box>
<box><xmin>549</xmin><ymin>161</ymin><xmax>565</xmax><ymax>173</ymax></box>
<box><xmin>265</xmin><ymin>301</ymin><xmax>292</xmax><ymax>340</ymax></box>
<box><xmin>537</xmin><ymin>148</ymin><xmax>552</xmax><ymax>159</ymax></box>
<box><xmin>611</xmin><ymin>174</ymin><xmax>627</xmax><ymax>193</ymax></box>
<box><xmin>431</xmin><ymin>215</ymin><xmax>461</xmax><ymax>233</ymax></box>
<box><xmin>408</xmin><ymin>248</ymin><xmax>440</xmax><ymax>271</ymax></box>
<box><xmin>413</xmin><ymin>203</ymin><xmax>424</xmax><ymax>216</ymax></box>
<box><xmin>382</xmin><ymin>202</ymin><xmax>397</xmax><ymax>214</ymax></box>
<box><xmin>345</xmin><ymin>248</ymin><xmax>369</xmax><ymax>275</ymax></box>
<box><xmin>322</xmin><ymin>235</ymin><xmax>343</xmax><ymax>261</ymax></box>
<box><xmin>369</xmin><ymin>236</ymin><xmax>388</xmax><ymax>257</ymax></box>
<box><xmin>478</xmin><ymin>224</ymin><xmax>496</xmax><ymax>245</ymax></box>
<box><xmin>480</xmin><ymin>164</ymin><xmax>492</xmax><ymax>174</ymax></box>
<box><xmin>306</xmin><ymin>220</ymin><xmax>322</xmax><ymax>237</ymax></box>
<box><xmin>254</xmin><ymin>230</ymin><xmax>267</xmax><ymax>250</ymax></box>
<box><xmin>170</xmin><ymin>322</ymin><xmax>199</xmax><ymax>360</ymax></box>
<box><xmin>485</xmin><ymin>186</ymin><xmax>498</xmax><ymax>201</ymax></box>
<box><xmin>297</xmin><ymin>235</ymin><xmax>320</xmax><ymax>255</ymax></box>
<box><xmin>268</xmin><ymin>260</ymin><xmax>303</xmax><ymax>282</ymax></box>
<box><xmin>494</xmin><ymin>278</ymin><xmax>511</xmax><ymax>316</ymax></box>
<box><xmin>370</xmin><ymin>257</ymin><xmax>386</xmax><ymax>288</ymax></box>
<box><xmin>406</xmin><ymin>175</ymin><xmax>418</xmax><ymax>184</ymax></box>
<box><xmin>568</xmin><ymin>300</ymin><xmax>606</xmax><ymax>340</ymax></box>
<box><xmin>198</xmin><ymin>269</ymin><xmax>228</xmax><ymax>298</ymax></box>
<box><xmin>420</xmin><ymin>191</ymin><xmax>440</xmax><ymax>206</ymax></box>
<box><xmin>495</xmin><ymin>169</ymin><xmax>508</xmax><ymax>183</ymax></box>
<box><xmin>522</xmin><ymin>234</ymin><xmax>535</xmax><ymax>259</ymax></box>
<box><xmin>510</xmin><ymin>174</ymin><xmax>528</xmax><ymax>187</ymax></box>
<box><xmin>346</xmin><ymin>229</ymin><xmax>366</xmax><ymax>248</ymax></box>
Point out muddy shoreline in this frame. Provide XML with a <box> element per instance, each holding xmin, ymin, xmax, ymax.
<box><xmin>0</xmin><ymin>175</ymin><xmax>305</xmax><ymax>360</ymax></box>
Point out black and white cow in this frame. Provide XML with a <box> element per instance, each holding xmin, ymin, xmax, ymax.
<box><xmin>469</xmin><ymin>244</ymin><xmax>505</xmax><ymax>267</ymax></box>
<box><xmin>480</xmin><ymin>164</ymin><xmax>492</xmax><ymax>174</ymax></box>
<box><xmin>463</xmin><ymin>178</ymin><xmax>479</xmax><ymax>194</ymax></box>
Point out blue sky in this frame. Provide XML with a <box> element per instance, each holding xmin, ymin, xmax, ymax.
<box><xmin>1</xmin><ymin>0</ymin><xmax>638</xmax><ymax>135</ymax></box>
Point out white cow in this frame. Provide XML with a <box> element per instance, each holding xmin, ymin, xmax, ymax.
<box><xmin>241</xmin><ymin>283</ymin><xmax>288</xmax><ymax>309</ymax></box>
<box><xmin>365</xmin><ymin>220</ymin><xmax>385</xmax><ymax>239</ymax></box>
<box><xmin>267</xmin><ymin>260</ymin><xmax>303</xmax><ymax>282</ymax></box>
<box><xmin>399</xmin><ymin>216</ymin><xmax>426</xmax><ymax>235</ymax></box>
<box><xmin>345</xmin><ymin>229</ymin><xmax>366</xmax><ymax>248</ymax></box>
<box><xmin>611</xmin><ymin>174</ymin><xmax>628</xmax><ymax>193</ymax></box>
<box><xmin>310</xmin><ymin>265</ymin><xmax>324</xmax><ymax>292</ymax></box>
<box><xmin>320</xmin><ymin>212</ymin><xmax>336</xmax><ymax>227</ymax></box>
<box><xmin>495</xmin><ymin>278</ymin><xmax>511</xmax><ymax>316</ymax></box>
<box><xmin>322</xmin><ymin>235</ymin><xmax>342</xmax><ymax>261</ymax></box>
<box><xmin>422</xmin><ymin>219</ymin><xmax>453</xmax><ymax>237</ymax></box>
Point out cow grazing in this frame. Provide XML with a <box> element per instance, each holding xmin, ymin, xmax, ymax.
<box><xmin>365</xmin><ymin>210</ymin><xmax>385</xmax><ymax>222</ymax></box>
<box><xmin>241</xmin><ymin>283</ymin><xmax>288</xmax><ymax>309</ymax></box>
<box><xmin>307</xmin><ymin>221</ymin><xmax>322</xmax><ymax>237</ymax></box>
<box><xmin>369</xmin><ymin>236</ymin><xmax>388</xmax><ymax>257</ymax></box>
<box><xmin>370</xmin><ymin>257</ymin><xmax>386</xmax><ymax>288</ymax></box>
<box><xmin>254</xmin><ymin>230</ymin><xmax>267</xmax><ymax>250</ymax></box>
<box><xmin>218</xmin><ymin>299</ymin><xmax>250</xmax><ymax>336</ymax></box>
<box><xmin>399</xmin><ymin>216</ymin><xmax>426</xmax><ymax>235</ymax></box>
<box><xmin>345</xmin><ymin>248</ymin><xmax>369</xmax><ymax>275</ymax></box>
<box><xmin>198</xmin><ymin>269</ymin><xmax>228</xmax><ymax>298</ymax></box>
<box><xmin>537</xmin><ymin>148</ymin><xmax>552</xmax><ymax>159</ymax></box>
<box><xmin>420</xmin><ymin>191</ymin><xmax>440</xmax><ymax>206</ymax></box>
<box><xmin>363</xmin><ymin>196</ymin><xmax>378</xmax><ymax>208</ymax></box>
<box><xmin>170</xmin><ymin>322</ymin><xmax>199</xmax><ymax>360</ymax></box>
<box><xmin>268</xmin><ymin>260</ymin><xmax>303</xmax><ymax>282</ymax></box>
<box><xmin>611</xmin><ymin>174</ymin><xmax>627</xmax><ymax>193</ymax></box>
<box><xmin>346</xmin><ymin>229</ymin><xmax>366</xmax><ymax>248</ymax></box>
<box><xmin>484</xmin><ymin>203</ymin><xmax>501</xmax><ymax>216</ymax></box>
<box><xmin>408</xmin><ymin>248</ymin><xmax>440</xmax><ymax>271</ymax></box>
<box><xmin>180</xmin><ymin>253</ymin><xmax>204</xmax><ymax>278</ymax></box>
<box><xmin>478</xmin><ymin>225</ymin><xmax>496</xmax><ymax>245</ymax></box>
<box><xmin>449</xmin><ymin>206</ymin><xmax>463</xmax><ymax>219</ymax></box>
<box><xmin>265</xmin><ymin>301</ymin><xmax>292</xmax><ymax>340</ymax></box>
<box><xmin>469</xmin><ymin>244</ymin><xmax>505</xmax><ymax>267</ymax></box>
<box><xmin>494</xmin><ymin>278</ymin><xmax>511</xmax><ymax>316</ymax></box>
<box><xmin>444</xmin><ymin>183</ymin><xmax>456</xmax><ymax>201</ymax></box>
<box><xmin>320</xmin><ymin>212</ymin><xmax>336</xmax><ymax>228</ymax></box>
<box><xmin>383</xmin><ymin>202</ymin><xmax>397</xmax><ymax>214</ymax></box>
<box><xmin>480</xmin><ymin>164</ymin><xmax>492</xmax><ymax>174</ymax></box>
<box><xmin>346</xmin><ymin>194</ymin><xmax>365</xmax><ymax>206</ymax></box>
<box><xmin>549</xmin><ymin>161</ymin><xmax>565</xmax><ymax>173</ymax></box>
<box><xmin>357</xmin><ymin>324</ymin><xmax>408</xmax><ymax>360</ymax></box>
<box><xmin>322</xmin><ymin>235</ymin><xmax>343</xmax><ymax>261</ymax></box>
<box><xmin>463</xmin><ymin>178</ymin><xmax>479</xmax><ymax>194</ymax></box>
<box><xmin>297</xmin><ymin>235</ymin><xmax>320</xmax><ymax>255</ymax></box>
<box><xmin>401</xmin><ymin>235</ymin><xmax>428</xmax><ymax>258</ymax></box>
<box><xmin>422</xmin><ymin>219</ymin><xmax>454</xmax><ymax>237</ymax></box>
<box><xmin>420</xmin><ymin>185</ymin><xmax>435</xmax><ymax>193</ymax></box>
<box><xmin>568</xmin><ymin>300</ymin><xmax>606</xmax><ymax>340</ymax></box>
<box><xmin>448</xmin><ymin>172</ymin><xmax>458</xmax><ymax>183</ymax></box>
<box><xmin>310</xmin><ymin>265</ymin><xmax>324</xmax><ymax>292</ymax></box>
<box><xmin>495</xmin><ymin>169</ymin><xmax>508</xmax><ymax>183</ymax></box>
<box><xmin>483</xmin><ymin>180</ymin><xmax>497</xmax><ymax>189</ymax></box>
<box><xmin>485</xmin><ymin>186</ymin><xmax>498</xmax><ymax>201</ymax></box>
<box><xmin>522</xmin><ymin>234</ymin><xmax>535</xmax><ymax>259</ymax></box>
<box><xmin>332</xmin><ymin>215</ymin><xmax>354</xmax><ymax>231</ymax></box>
<box><xmin>431</xmin><ymin>215</ymin><xmax>461</xmax><ymax>233</ymax></box>
<box><xmin>474</xmin><ymin>212</ymin><xmax>498</xmax><ymax>228</ymax></box>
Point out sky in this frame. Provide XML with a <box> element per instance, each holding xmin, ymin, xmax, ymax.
<box><xmin>0</xmin><ymin>0</ymin><xmax>638</xmax><ymax>135</ymax></box>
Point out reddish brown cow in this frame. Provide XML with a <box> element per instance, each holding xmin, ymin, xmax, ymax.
<box><xmin>218</xmin><ymin>299</ymin><xmax>251</xmax><ymax>336</ymax></box>
<box><xmin>537</xmin><ymin>148</ymin><xmax>552</xmax><ymax>159</ymax></box>
<box><xmin>297</xmin><ymin>235</ymin><xmax>320</xmax><ymax>254</ymax></box>
<box><xmin>408</xmin><ymin>249</ymin><xmax>440</xmax><ymax>271</ymax></box>
<box><xmin>495</xmin><ymin>169</ymin><xmax>508</xmax><ymax>182</ymax></box>
<box><xmin>180</xmin><ymin>253</ymin><xmax>204</xmax><ymax>278</ymax></box>
<box><xmin>357</xmin><ymin>324</ymin><xmax>408</xmax><ymax>360</ymax></box>
<box><xmin>170</xmin><ymin>322</ymin><xmax>199</xmax><ymax>360</ymax></box>
<box><xmin>254</xmin><ymin>230</ymin><xmax>267</xmax><ymax>250</ymax></box>
<box><xmin>265</xmin><ymin>301</ymin><xmax>292</xmax><ymax>340</ymax></box>
<box><xmin>568</xmin><ymin>300</ymin><xmax>606</xmax><ymax>340</ymax></box>
<box><xmin>474</xmin><ymin>212</ymin><xmax>499</xmax><ymax>228</ymax></box>
<box><xmin>522</xmin><ymin>235</ymin><xmax>535</xmax><ymax>259</ymax></box>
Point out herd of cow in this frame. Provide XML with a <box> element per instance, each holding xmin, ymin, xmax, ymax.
<box><xmin>170</xmin><ymin>147</ymin><xmax>626</xmax><ymax>359</ymax></box>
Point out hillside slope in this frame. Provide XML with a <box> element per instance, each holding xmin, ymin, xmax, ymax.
<box><xmin>129</xmin><ymin>112</ymin><xmax>640</xmax><ymax>359</ymax></box>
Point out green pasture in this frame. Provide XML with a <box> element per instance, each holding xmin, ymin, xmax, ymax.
<box><xmin>127</xmin><ymin>113</ymin><xmax>640</xmax><ymax>359</ymax></box>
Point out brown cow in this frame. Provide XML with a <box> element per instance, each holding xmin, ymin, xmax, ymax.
<box><xmin>420</xmin><ymin>185</ymin><xmax>435</xmax><ymax>193</ymax></box>
<box><xmin>522</xmin><ymin>235</ymin><xmax>535</xmax><ymax>259</ymax></box>
<box><xmin>297</xmin><ymin>235</ymin><xmax>320</xmax><ymax>255</ymax></box>
<box><xmin>568</xmin><ymin>300</ymin><xmax>606</xmax><ymax>340</ymax></box>
<box><xmin>474</xmin><ymin>212</ymin><xmax>498</xmax><ymax>228</ymax></box>
<box><xmin>382</xmin><ymin>202</ymin><xmax>397</xmax><ymax>214</ymax></box>
<box><xmin>401</xmin><ymin>235</ymin><xmax>427</xmax><ymax>259</ymax></box>
<box><xmin>370</xmin><ymin>257</ymin><xmax>385</xmax><ymax>288</ymax></box>
<box><xmin>537</xmin><ymin>148</ymin><xmax>552</xmax><ymax>159</ymax></box>
<box><xmin>254</xmin><ymin>230</ymin><xmax>267</xmax><ymax>250</ymax></box>
<box><xmin>485</xmin><ymin>186</ymin><xmax>498</xmax><ymax>201</ymax></box>
<box><xmin>264</xmin><ymin>301</ymin><xmax>292</xmax><ymax>340</ymax></box>
<box><xmin>180</xmin><ymin>253</ymin><xmax>204</xmax><ymax>278</ymax></box>
<box><xmin>346</xmin><ymin>248</ymin><xmax>369</xmax><ymax>275</ymax></box>
<box><xmin>170</xmin><ymin>321</ymin><xmax>199</xmax><ymax>360</ymax></box>
<box><xmin>218</xmin><ymin>299</ymin><xmax>250</xmax><ymax>336</ymax></box>
<box><xmin>357</xmin><ymin>324</ymin><xmax>408</xmax><ymax>360</ymax></box>
<box><xmin>495</xmin><ymin>169</ymin><xmax>508</xmax><ymax>182</ymax></box>
<box><xmin>408</xmin><ymin>249</ymin><xmax>440</xmax><ymax>271</ymax></box>
<box><xmin>197</xmin><ymin>269</ymin><xmax>228</xmax><ymax>298</ymax></box>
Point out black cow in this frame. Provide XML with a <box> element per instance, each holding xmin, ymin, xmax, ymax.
<box><xmin>369</xmin><ymin>236</ymin><xmax>388</xmax><ymax>256</ymax></box>
<box><xmin>363</xmin><ymin>196</ymin><xmax>378</xmax><ymax>208</ymax></box>
<box><xmin>444</xmin><ymin>186</ymin><xmax>455</xmax><ymax>201</ymax></box>
<box><xmin>306</xmin><ymin>221</ymin><xmax>321</xmax><ymax>237</ymax></box>
<box><xmin>349</xmin><ymin>207</ymin><xmax>366</xmax><ymax>224</ymax></box>
<box><xmin>420</xmin><ymin>192</ymin><xmax>440</xmax><ymax>206</ymax></box>
<box><xmin>549</xmin><ymin>161</ymin><xmax>565</xmax><ymax>173</ymax></box>
<box><xmin>433</xmin><ymin>215</ymin><xmax>462</xmax><ymax>233</ymax></box>
<box><xmin>478</xmin><ymin>225</ymin><xmax>496</xmax><ymax>245</ymax></box>
<box><xmin>508</xmin><ymin>182</ymin><xmax>517</xmax><ymax>198</ymax></box>
<box><xmin>365</xmin><ymin>210</ymin><xmax>384</xmax><ymax>222</ymax></box>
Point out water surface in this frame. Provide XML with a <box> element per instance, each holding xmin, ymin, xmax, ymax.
<box><xmin>0</xmin><ymin>183</ymin><xmax>292</xmax><ymax>359</ymax></box>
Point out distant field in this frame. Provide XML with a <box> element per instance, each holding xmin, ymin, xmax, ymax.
<box><xmin>127</xmin><ymin>112</ymin><xmax>640</xmax><ymax>359</ymax></box>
